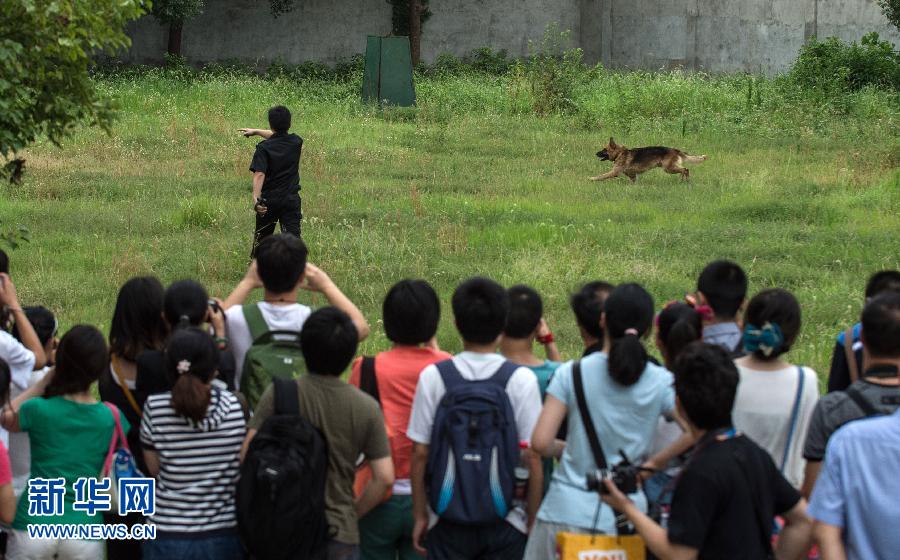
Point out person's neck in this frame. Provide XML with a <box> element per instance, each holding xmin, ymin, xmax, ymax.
<box><xmin>263</xmin><ymin>290</ymin><xmax>298</xmax><ymax>304</ymax></box>
<box><xmin>499</xmin><ymin>337</ymin><xmax>543</xmax><ymax>366</ymax></box>
<box><xmin>706</xmin><ymin>316</ymin><xmax>738</xmax><ymax>327</ymax></box>
<box><xmin>63</xmin><ymin>391</ymin><xmax>97</xmax><ymax>404</ymax></box>
<box><xmin>864</xmin><ymin>358</ymin><xmax>900</xmax><ymax>386</ymax></box>
<box><xmin>462</xmin><ymin>341</ymin><xmax>498</xmax><ymax>354</ymax></box>
<box><xmin>736</xmin><ymin>353</ymin><xmax>792</xmax><ymax>371</ymax></box>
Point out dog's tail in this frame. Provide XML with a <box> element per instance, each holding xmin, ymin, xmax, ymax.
<box><xmin>682</xmin><ymin>154</ymin><xmax>708</xmax><ymax>165</ymax></box>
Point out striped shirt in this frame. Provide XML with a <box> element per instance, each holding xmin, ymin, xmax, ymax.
<box><xmin>140</xmin><ymin>388</ymin><xmax>246</xmax><ymax>536</ymax></box>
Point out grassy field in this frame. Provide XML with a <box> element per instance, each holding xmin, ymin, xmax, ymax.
<box><xmin>1</xmin><ymin>65</ymin><xmax>899</xmax><ymax>380</ymax></box>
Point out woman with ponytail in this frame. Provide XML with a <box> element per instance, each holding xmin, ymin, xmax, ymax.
<box><xmin>732</xmin><ymin>289</ymin><xmax>819</xmax><ymax>489</ymax></box>
<box><xmin>140</xmin><ymin>328</ymin><xmax>246</xmax><ymax>560</ymax></box>
<box><xmin>525</xmin><ymin>284</ymin><xmax>680</xmax><ymax>559</ymax></box>
<box><xmin>1</xmin><ymin>326</ymin><xmax>126</xmax><ymax>559</ymax></box>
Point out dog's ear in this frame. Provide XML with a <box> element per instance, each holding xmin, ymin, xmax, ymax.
<box><xmin>608</xmin><ymin>137</ymin><xmax>616</xmax><ymax>147</ymax></box>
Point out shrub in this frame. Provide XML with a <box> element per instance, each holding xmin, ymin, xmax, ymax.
<box><xmin>518</xmin><ymin>24</ymin><xmax>595</xmax><ymax>115</ymax></box>
<box><xmin>790</xmin><ymin>32</ymin><xmax>900</xmax><ymax>92</ymax></box>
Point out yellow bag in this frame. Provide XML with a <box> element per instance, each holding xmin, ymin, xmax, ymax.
<box><xmin>556</xmin><ymin>532</ymin><xmax>646</xmax><ymax>560</ymax></box>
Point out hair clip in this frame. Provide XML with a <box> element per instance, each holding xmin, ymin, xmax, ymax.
<box><xmin>176</xmin><ymin>359</ymin><xmax>191</xmax><ymax>375</ymax></box>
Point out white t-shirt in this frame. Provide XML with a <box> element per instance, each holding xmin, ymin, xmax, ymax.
<box><xmin>9</xmin><ymin>366</ymin><xmax>50</xmax><ymax>496</ymax></box>
<box><xmin>407</xmin><ymin>351</ymin><xmax>542</xmax><ymax>533</ymax></box>
<box><xmin>733</xmin><ymin>364</ymin><xmax>819</xmax><ymax>488</ymax></box>
<box><xmin>225</xmin><ymin>302</ymin><xmax>311</xmax><ymax>389</ymax></box>
<box><xmin>0</xmin><ymin>331</ymin><xmax>36</xmax><ymax>448</ymax></box>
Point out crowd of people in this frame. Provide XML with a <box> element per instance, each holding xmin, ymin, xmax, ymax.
<box><xmin>0</xmin><ymin>236</ymin><xmax>897</xmax><ymax>560</ymax></box>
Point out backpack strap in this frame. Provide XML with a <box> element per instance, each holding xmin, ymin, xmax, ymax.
<box><xmin>242</xmin><ymin>303</ymin><xmax>269</xmax><ymax>343</ymax></box>
<box><xmin>488</xmin><ymin>360</ymin><xmax>518</xmax><ymax>389</ymax></box>
<box><xmin>780</xmin><ymin>366</ymin><xmax>806</xmax><ymax>472</ymax></box>
<box><xmin>435</xmin><ymin>359</ymin><xmax>465</xmax><ymax>392</ymax></box>
<box><xmin>110</xmin><ymin>355</ymin><xmax>143</xmax><ymax>419</ymax></box>
<box><xmin>273</xmin><ymin>377</ymin><xmax>300</xmax><ymax>416</ymax></box>
<box><xmin>843</xmin><ymin>327</ymin><xmax>859</xmax><ymax>384</ymax></box>
<box><xmin>845</xmin><ymin>385</ymin><xmax>880</xmax><ymax>417</ymax></box>
<box><xmin>572</xmin><ymin>360</ymin><xmax>608</xmax><ymax>471</ymax></box>
<box><xmin>359</xmin><ymin>356</ymin><xmax>380</xmax><ymax>406</ymax></box>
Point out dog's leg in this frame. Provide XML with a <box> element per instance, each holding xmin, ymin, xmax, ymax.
<box><xmin>590</xmin><ymin>168</ymin><xmax>621</xmax><ymax>181</ymax></box>
<box><xmin>625</xmin><ymin>172</ymin><xmax>637</xmax><ymax>183</ymax></box>
<box><xmin>664</xmin><ymin>164</ymin><xmax>689</xmax><ymax>181</ymax></box>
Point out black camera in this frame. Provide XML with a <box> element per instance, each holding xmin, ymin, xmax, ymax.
<box><xmin>585</xmin><ymin>450</ymin><xmax>640</xmax><ymax>495</ymax></box>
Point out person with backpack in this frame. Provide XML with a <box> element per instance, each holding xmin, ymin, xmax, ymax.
<box><xmin>825</xmin><ymin>270</ymin><xmax>900</xmax><ymax>393</ymax></box>
<box><xmin>525</xmin><ymin>284</ymin><xmax>678</xmax><ymax>560</ymax></box>
<box><xmin>601</xmin><ymin>342</ymin><xmax>813</xmax><ymax>559</ymax></box>
<box><xmin>241</xmin><ymin>307</ymin><xmax>392</xmax><ymax>560</ymax></box>
<box><xmin>693</xmin><ymin>260</ymin><xmax>748</xmax><ymax>355</ymax></box>
<box><xmin>347</xmin><ymin>279</ymin><xmax>450</xmax><ymax>560</ymax></box>
<box><xmin>732</xmin><ymin>289</ymin><xmax>819</xmax><ymax>490</ymax></box>
<box><xmin>801</xmin><ymin>291</ymin><xmax>900</xmax><ymax>498</ymax></box>
<box><xmin>140</xmin><ymin>328</ymin><xmax>246</xmax><ymax>560</ymax></box>
<box><xmin>408</xmin><ymin>277</ymin><xmax>542</xmax><ymax>559</ymax></box>
<box><xmin>1</xmin><ymin>326</ymin><xmax>128</xmax><ymax>560</ymax></box>
<box><xmin>222</xmin><ymin>234</ymin><xmax>369</xmax><ymax>403</ymax></box>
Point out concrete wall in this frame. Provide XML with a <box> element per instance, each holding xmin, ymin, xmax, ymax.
<box><xmin>120</xmin><ymin>0</ymin><xmax>900</xmax><ymax>74</ymax></box>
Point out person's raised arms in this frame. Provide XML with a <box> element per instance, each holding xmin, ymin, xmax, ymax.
<box><xmin>300</xmin><ymin>263</ymin><xmax>370</xmax><ymax>340</ymax></box>
<box><xmin>238</xmin><ymin>128</ymin><xmax>274</xmax><ymax>139</ymax></box>
<box><xmin>222</xmin><ymin>260</ymin><xmax>263</xmax><ymax>310</ymax></box>
<box><xmin>0</xmin><ymin>273</ymin><xmax>46</xmax><ymax>369</ymax></box>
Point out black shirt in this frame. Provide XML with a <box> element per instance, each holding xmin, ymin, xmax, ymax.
<box><xmin>668</xmin><ymin>433</ymin><xmax>800</xmax><ymax>559</ymax></box>
<box><xmin>98</xmin><ymin>368</ymin><xmax>148</xmax><ymax>474</ymax></box>
<box><xmin>135</xmin><ymin>349</ymin><xmax>236</xmax><ymax>395</ymax></box>
<box><xmin>826</xmin><ymin>341</ymin><xmax>864</xmax><ymax>393</ymax></box>
<box><xmin>249</xmin><ymin>132</ymin><xmax>302</xmax><ymax>198</ymax></box>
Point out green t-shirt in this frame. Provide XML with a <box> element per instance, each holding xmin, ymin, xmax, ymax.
<box><xmin>249</xmin><ymin>374</ymin><xmax>389</xmax><ymax>545</ymax></box>
<box><xmin>13</xmin><ymin>397</ymin><xmax>128</xmax><ymax>528</ymax></box>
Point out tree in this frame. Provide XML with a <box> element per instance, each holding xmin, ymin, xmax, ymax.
<box><xmin>387</xmin><ymin>0</ymin><xmax>432</xmax><ymax>66</ymax></box>
<box><xmin>151</xmin><ymin>0</ymin><xmax>206</xmax><ymax>57</ymax></box>
<box><xmin>877</xmin><ymin>0</ymin><xmax>900</xmax><ymax>30</ymax></box>
<box><xmin>0</xmin><ymin>0</ymin><xmax>144</xmax><ymax>179</ymax></box>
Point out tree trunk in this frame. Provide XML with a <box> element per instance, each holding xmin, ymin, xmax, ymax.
<box><xmin>167</xmin><ymin>21</ymin><xmax>183</xmax><ymax>56</ymax></box>
<box><xmin>408</xmin><ymin>0</ymin><xmax>421</xmax><ymax>66</ymax></box>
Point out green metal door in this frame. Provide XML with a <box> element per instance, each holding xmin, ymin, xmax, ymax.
<box><xmin>362</xmin><ymin>36</ymin><xmax>416</xmax><ymax>107</ymax></box>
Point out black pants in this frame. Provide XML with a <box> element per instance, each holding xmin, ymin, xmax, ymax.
<box><xmin>251</xmin><ymin>194</ymin><xmax>301</xmax><ymax>258</ymax></box>
<box><xmin>426</xmin><ymin>520</ymin><xmax>526</xmax><ymax>560</ymax></box>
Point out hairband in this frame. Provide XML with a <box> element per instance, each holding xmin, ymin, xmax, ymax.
<box><xmin>743</xmin><ymin>322</ymin><xmax>784</xmax><ymax>357</ymax></box>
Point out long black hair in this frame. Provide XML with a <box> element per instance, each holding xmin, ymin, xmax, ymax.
<box><xmin>109</xmin><ymin>276</ymin><xmax>167</xmax><ymax>361</ymax></box>
<box><xmin>605</xmin><ymin>283</ymin><xmax>655</xmax><ymax>386</ymax></box>
<box><xmin>45</xmin><ymin>325</ymin><xmax>109</xmax><ymax>398</ymax></box>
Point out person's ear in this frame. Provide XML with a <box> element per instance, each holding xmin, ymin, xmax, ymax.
<box><xmin>696</xmin><ymin>291</ymin><xmax>708</xmax><ymax>306</ymax></box>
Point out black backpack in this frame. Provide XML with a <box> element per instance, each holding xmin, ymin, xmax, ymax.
<box><xmin>237</xmin><ymin>377</ymin><xmax>330</xmax><ymax>560</ymax></box>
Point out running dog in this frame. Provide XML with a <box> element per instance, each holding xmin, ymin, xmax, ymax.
<box><xmin>591</xmin><ymin>138</ymin><xmax>707</xmax><ymax>182</ymax></box>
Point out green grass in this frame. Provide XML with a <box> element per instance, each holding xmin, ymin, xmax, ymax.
<box><xmin>2</xmin><ymin>68</ymin><xmax>899</xmax><ymax>381</ymax></box>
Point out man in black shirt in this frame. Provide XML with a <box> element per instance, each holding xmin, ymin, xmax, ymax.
<box><xmin>239</xmin><ymin>105</ymin><xmax>303</xmax><ymax>257</ymax></box>
<box><xmin>601</xmin><ymin>343</ymin><xmax>812</xmax><ymax>559</ymax></box>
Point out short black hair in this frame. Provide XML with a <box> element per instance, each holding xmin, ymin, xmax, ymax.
<box><xmin>865</xmin><ymin>270</ymin><xmax>900</xmax><ymax>299</ymax></box>
<box><xmin>268</xmin><ymin>105</ymin><xmax>291</xmax><ymax>133</ymax></box>
<box><xmin>569</xmin><ymin>281</ymin><xmax>615</xmax><ymax>339</ymax></box>
<box><xmin>0</xmin><ymin>358</ymin><xmax>10</xmax><ymax>406</ymax></box>
<box><xmin>0</xmin><ymin>250</ymin><xmax>8</xmax><ymax>274</ymax></box>
<box><xmin>697</xmin><ymin>260</ymin><xmax>748</xmax><ymax>319</ymax></box>
<box><xmin>301</xmin><ymin>307</ymin><xmax>358</xmax><ymax>376</ymax></box>
<box><xmin>109</xmin><ymin>276</ymin><xmax>167</xmax><ymax>361</ymax></box>
<box><xmin>383</xmin><ymin>279</ymin><xmax>440</xmax><ymax>345</ymax></box>
<box><xmin>743</xmin><ymin>288</ymin><xmax>801</xmax><ymax>360</ymax></box>
<box><xmin>673</xmin><ymin>342</ymin><xmax>739</xmax><ymax>430</ymax></box>
<box><xmin>452</xmin><ymin>277</ymin><xmax>509</xmax><ymax>345</ymax></box>
<box><xmin>861</xmin><ymin>292</ymin><xmax>900</xmax><ymax>359</ymax></box>
<box><xmin>13</xmin><ymin>306</ymin><xmax>57</xmax><ymax>347</ymax></box>
<box><xmin>164</xmin><ymin>280</ymin><xmax>209</xmax><ymax>329</ymax></box>
<box><xmin>504</xmin><ymin>285</ymin><xmax>543</xmax><ymax>339</ymax></box>
<box><xmin>657</xmin><ymin>302</ymin><xmax>703</xmax><ymax>365</ymax></box>
<box><xmin>46</xmin><ymin>325</ymin><xmax>109</xmax><ymax>398</ymax></box>
<box><xmin>255</xmin><ymin>234</ymin><xmax>308</xmax><ymax>294</ymax></box>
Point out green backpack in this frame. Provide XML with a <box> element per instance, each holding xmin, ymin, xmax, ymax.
<box><xmin>241</xmin><ymin>304</ymin><xmax>307</xmax><ymax>410</ymax></box>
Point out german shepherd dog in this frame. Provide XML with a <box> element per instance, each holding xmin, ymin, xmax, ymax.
<box><xmin>591</xmin><ymin>138</ymin><xmax>707</xmax><ymax>182</ymax></box>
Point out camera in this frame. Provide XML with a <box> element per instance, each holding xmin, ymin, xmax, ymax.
<box><xmin>585</xmin><ymin>450</ymin><xmax>640</xmax><ymax>495</ymax></box>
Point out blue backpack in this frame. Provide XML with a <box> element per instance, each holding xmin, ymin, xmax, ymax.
<box><xmin>426</xmin><ymin>359</ymin><xmax>519</xmax><ymax>524</ymax></box>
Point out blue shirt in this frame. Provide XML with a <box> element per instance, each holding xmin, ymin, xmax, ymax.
<box><xmin>702</xmin><ymin>322</ymin><xmax>742</xmax><ymax>353</ymax></box>
<box><xmin>537</xmin><ymin>353</ymin><xmax>675</xmax><ymax>531</ymax></box>
<box><xmin>808</xmin><ymin>410</ymin><xmax>900</xmax><ymax>560</ymax></box>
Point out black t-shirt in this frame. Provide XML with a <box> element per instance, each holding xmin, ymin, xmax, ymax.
<box><xmin>249</xmin><ymin>132</ymin><xmax>302</xmax><ymax>198</ymax></box>
<box><xmin>668</xmin><ymin>433</ymin><xmax>800</xmax><ymax>559</ymax></box>
<box><xmin>826</xmin><ymin>340</ymin><xmax>864</xmax><ymax>393</ymax></box>
<box><xmin>135</xmin><ymin>349</ymin><xmax>236</xmax><ymax>395</ymax></box>
<box><xmin>98</xmin><ymin>368</ymin><xmax>148</xmax><ymax>474</ymax></box>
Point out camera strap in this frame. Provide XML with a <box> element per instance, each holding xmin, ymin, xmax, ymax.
<box><xmin>573</xmin><ymin>360</ymin><xmax>608</xmax><ymax>471</ymax></box>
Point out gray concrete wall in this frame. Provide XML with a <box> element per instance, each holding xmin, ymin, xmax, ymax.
<box><xmin>120</xmin><ymin>0</ymin><xmax>900</xmax><ymax>74</ymax></box>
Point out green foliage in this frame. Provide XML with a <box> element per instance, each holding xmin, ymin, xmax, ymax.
<box><xmin>790</xmin><ymin>32</ymin><xmax>900</xmax><ymax>93</ymax></box>
<box><xmin>387</xmin><ymin>0</ymin><xmax>431</xmax><ymax>36</ymax></box>
<box><xmin>515</xmin><ymin>24</ymin><xmax>595</xmax><ymax>115</ymax></box>
<box><xmin>878</xmin><ymin>0</ymin><xmax>900</xmax><ymax>30</ymax></box>
<box><xmin>0</xmin><ymin>0</ymin><xmax>144</xmax><ymax>168</ymax></box>
<box><xmin>151</xmin><ymin>0</ymin><xmax>205</xmax><ymax>24</ymax></box>
<box><xmin>0</xmin><ymin>223</ymin><xmax>28</xmax><ymax>250</ymax></box>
